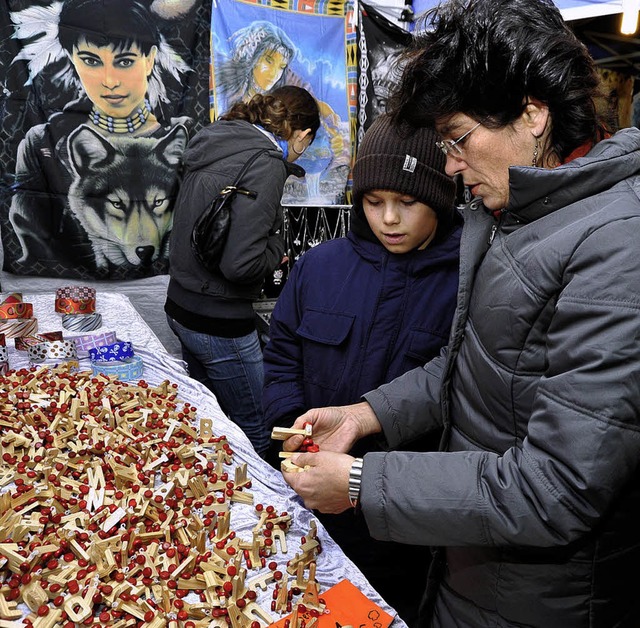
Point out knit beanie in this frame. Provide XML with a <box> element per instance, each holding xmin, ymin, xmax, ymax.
<box><xmin>352</xmin><ymin>114</ymin><xmax>456</xmax><ymax>225</ymax></box>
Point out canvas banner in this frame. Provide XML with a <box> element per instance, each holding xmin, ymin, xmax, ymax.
<box><xmin>0</xmin><ymin>0</ymin><xmax>210</xmax><ymax>280</ymax></box>
<box><xmin>358</xmin><ymin>1</ymin><xmax>411</xmax><ymax>142</ymax></box>
<box><xmin>211</xmin><ymin>0</ymin><xmax>357</xmax><ymax>206</ymax></box>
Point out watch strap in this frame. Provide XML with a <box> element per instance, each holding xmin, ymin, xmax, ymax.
<box><xmin>348</xmin><ymin>457</ymin><xmax>364</xmax><ymax>508</ymax></box>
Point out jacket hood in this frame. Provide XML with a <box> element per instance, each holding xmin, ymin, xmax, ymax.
<box><xmin>349</xmin><ymin>204</ymin><xmax>379</xmax><ymax>244</ymax></box>
<box><xmin>506</xmin><ymin>127</ymin><xmax>640</xmax><ymax>223</ymax></box>
<box><xmin>347</xmin><ymin>211</ymin><xmax>462</xmax><ymax>276</ymax></box>
<box><xmin>350</xmin><ymin>199</ymin><xmax>459</xmax><ymax>246</ymax></box>
<box><xmin>183</xmin><ymin>119</ymin><xmax>304</xmax><ymax>177</ymax></box>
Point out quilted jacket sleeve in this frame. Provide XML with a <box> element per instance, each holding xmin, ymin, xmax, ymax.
<box><xmin>363</xmin><ymin>347</ymin><xmax>447</xmax><ymax>449</ymax></box>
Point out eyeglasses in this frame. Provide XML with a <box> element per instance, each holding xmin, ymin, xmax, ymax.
<box><xmin>435</xmin><ymin>121</ymin><xmax>482</xmax><ymax>157</ymax></box>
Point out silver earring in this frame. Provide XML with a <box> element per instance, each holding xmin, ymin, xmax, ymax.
<box><xmin>532</xmin><ymin>136</ymin><xmax>540</xmax><ymax>167</ymax></box>
<box><xmin>291</xmin><ymin>142</ymin><xmax>305</xmax><ymax>156</ymax></box>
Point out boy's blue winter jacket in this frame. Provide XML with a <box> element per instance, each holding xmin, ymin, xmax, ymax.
<box><xmin>262</xmin><ymin>214</ymin><xmax>462</xmax><ymax>432</ymax></box>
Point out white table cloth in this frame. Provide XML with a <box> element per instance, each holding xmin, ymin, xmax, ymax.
<box><xmin>1</xmin><ymin>291</ymin><xmax>407</xmax><ymax>627</ymax></box>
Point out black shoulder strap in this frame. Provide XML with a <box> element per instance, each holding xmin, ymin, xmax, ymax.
<box><xmin>231</xmin><ymin>148</ymin><xmax>273</xmax><ymax>187</ymax></box>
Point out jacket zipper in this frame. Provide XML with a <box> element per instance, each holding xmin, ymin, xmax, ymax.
<box><xmin>488</xmin><ymin>211</ymin><xmax>504</xmax><ymax>245</ymax></box>
<box><xmin>488</xmin><ymin>223</ymin><xmax>498</xmax><ymax>245</ymax></box>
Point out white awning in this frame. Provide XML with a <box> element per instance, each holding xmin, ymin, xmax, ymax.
<box><xmin>407</xmin><ymin>0</ymin><xmax>626</xmax><ymax>22</ymax></box>
<box><xmin>555</xmin><ymin>0</ymin><xmax>624</xmax><ymax>21</ymax></box>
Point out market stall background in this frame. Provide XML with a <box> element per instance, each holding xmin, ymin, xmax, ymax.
<box><xmin>0</xmin><ymin>0</ymin><xmax>638</xmax><ymax>623</ymax></box>
<box><xmin>1</xmin><ymin>0</ymin><xmax>638</xmax><ymax>352</ymax></box>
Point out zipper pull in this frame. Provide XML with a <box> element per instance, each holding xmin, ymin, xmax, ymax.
<box><xmin>488</xmin><ymin>223</ymin><xmax>498</xmax><ymax>245</ymax></box>
<box><xmin>488</xmin><ymin>209</ymin><xmax>505</xmax><ymax>245</ymax></box>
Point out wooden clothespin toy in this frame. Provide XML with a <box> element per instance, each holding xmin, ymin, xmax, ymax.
<box><xmin>270</xmin><ymin>423</ymin><xmax>312</xmax><ymax>441</ymax></box>
<box><xmin>281</xmin><ymin>458</ymin><xmax>311</xmax><ymax>473</ymax></box>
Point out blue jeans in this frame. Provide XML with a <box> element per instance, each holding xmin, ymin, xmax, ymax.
<box><xmin>166</xmin><ymin>315</ymin><xmax>268</xmax><ymax>456</ymax></box>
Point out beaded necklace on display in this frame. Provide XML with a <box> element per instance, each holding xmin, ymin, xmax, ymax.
<box><xmin>90</xmin><ymin>99</ymin><xmax>151</xmax><ymax>133</ymax></box>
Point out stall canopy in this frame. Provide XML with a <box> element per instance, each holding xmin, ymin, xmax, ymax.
<box><xmin>405</xmin><ymin>0</ymin><xmax>639</xmax><ymax>77</ymax></box>
<box><xmin>558</xmin><ymin>2</ymin><xmax>640</xmax><ymax>78</ymax></box>
<box><xmin>553</xmin><ymin>0</ymin><xmax>624</xmax><ymax>20</ymax></box>
<box><xmin>409</xmin><ymin>0</ymin><xmax>625</xmax><ymax>20</ymax></box>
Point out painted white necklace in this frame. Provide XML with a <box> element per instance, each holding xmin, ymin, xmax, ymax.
<box><xmin>90</xmin><ymin>99</ymin><xmax>151</xmax><ymax>134</ymax></box>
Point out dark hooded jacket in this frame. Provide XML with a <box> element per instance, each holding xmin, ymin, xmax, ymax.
<box><xmin>167</xmin><ymin>119</ymin><xmax>303</xmax><ymax>322</ymax></box>
<box><xmin>262</xmin><ymin>208</ymin><xmax>462</xmax><ymax>430</ymax></box>
<box><xmin>262</xmin><ymin>206</ymin><xmax>462</xmax><ymax>624</ymax></box>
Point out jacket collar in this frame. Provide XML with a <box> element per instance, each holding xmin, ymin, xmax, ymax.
<box><xmin>347</xmin><ymin>214</ymin><xmax>462</xmax><ymax>275</ymax></box>
<box><xmin>504</xmin><ymin>127</ymin><xmax>640</xmax><ymax>224</ymax></box>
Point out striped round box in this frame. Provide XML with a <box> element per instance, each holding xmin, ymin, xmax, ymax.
<box><xmin>62</xmin><ymin>312</ymin><xmax>102</xmax><ymax>332</ymax></box>
<box><xmin>0</xmin><ymin>318</ymin><xmax>38</xmax><ymax>339</ymax></box>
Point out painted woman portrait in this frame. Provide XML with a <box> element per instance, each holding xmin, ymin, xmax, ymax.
<box><xmin>217</xmin><ymin>21</ymin><xmax>297</xmax><ymax>106</ymax></box>
<box><xmin>6</xmin><ymin>0</ymin><xmax>194</xmax><ymax>278</ymax></box>
<box><xmin>215</xmin><ymin>20</ymin><xmax>350</xmax><ymax>204</ymax></box>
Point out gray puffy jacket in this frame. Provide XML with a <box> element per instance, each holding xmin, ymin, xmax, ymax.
<box><xmin>363</xmin><ymin>128</ymin><xmax>640</xmax><ymax>627</ymax></box>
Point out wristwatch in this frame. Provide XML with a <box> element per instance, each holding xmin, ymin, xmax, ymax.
<box><xmin>348</xmin><ymin>457</ymin><xmax>364</xmax><ymax>508</ymax></box>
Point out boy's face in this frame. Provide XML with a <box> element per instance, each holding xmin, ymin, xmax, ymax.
<box><xmin>71</xmin><ymin>37</ymin><xmax>157</xmax><ymax>119</ymax></box>
<box><xmin>362</xmin><ymin>190</ymin><xmax>439</xmax><ymax>253</ymax></box>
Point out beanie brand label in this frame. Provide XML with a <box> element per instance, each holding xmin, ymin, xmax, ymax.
<box><xmin>403</xmin><ymin>155</ymin><xmax>417</xmax><ymax>173</ymax></box>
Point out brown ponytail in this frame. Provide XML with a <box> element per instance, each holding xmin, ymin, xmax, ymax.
<box><xmin>220</xmin><ymin>86</ymin><xmax>320</xmax><ymax>141</ymax></box>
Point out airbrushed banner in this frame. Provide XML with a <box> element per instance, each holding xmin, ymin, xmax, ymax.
<box><xmin>211</xmin><ymin>0</ymin><xmax>357</xmax><ymax>206</ymax></box>
<box><xmin>0</xmin><ymin>0</ymin><xmax>210</xmax><ymax>280</ymax></box>
<box><xmin>358</xmin><ymin>2</ymin><xmax>411</xmax><ymax>142</ymax></box>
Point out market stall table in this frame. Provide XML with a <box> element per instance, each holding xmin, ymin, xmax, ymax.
<box><xmin>0</xmin><ymin>291</ymin><xmax>407</xmax><ymax>627</ymax></box>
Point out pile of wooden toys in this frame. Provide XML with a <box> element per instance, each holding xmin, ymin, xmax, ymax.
<box><xmin>0</xmin><ymin>364</ymin><xmax>326</xmax><ymax>627</ymax></box>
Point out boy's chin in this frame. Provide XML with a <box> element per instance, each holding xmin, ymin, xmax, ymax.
<box><xmin>378</xmin><ymin>241</ymin><xmax>413</xmax><ymax>254</ymax></box>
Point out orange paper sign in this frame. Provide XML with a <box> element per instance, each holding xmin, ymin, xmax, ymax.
<box><xmin>270</xmin><ymin>579</ymin><xmax>394</xmax><ymax>628</ymax></box>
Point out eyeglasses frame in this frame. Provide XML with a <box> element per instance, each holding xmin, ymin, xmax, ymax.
<box><xmin>435</xmin><ymin>121</ymin><xmax>482</xmax><ymax>157</ymax></box>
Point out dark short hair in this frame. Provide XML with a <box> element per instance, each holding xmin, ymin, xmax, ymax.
<box><xmin>59</xmin><ymin>0</ymin><xmax>159</xmax><ymax>56</ymax></box>
<box><xmin>389</xmin><ymin>0</ymin><xmax>607</xmax><ymax>161</ymax></box>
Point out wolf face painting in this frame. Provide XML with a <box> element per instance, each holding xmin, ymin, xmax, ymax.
<box><xmin>66</xmin><ymin>124</ymin><xmax>188</xmax><ymax>271</ymax></box>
